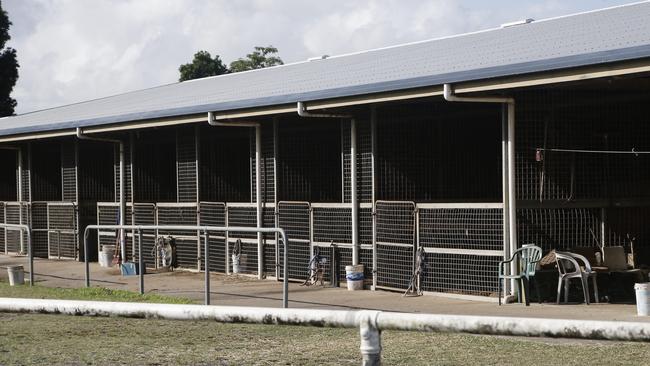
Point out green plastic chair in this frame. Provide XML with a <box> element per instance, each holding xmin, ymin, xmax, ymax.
<box><xmin>498</xmin><ymin>244</ymin><xmax>543</xmax><ymax>306</ymax></box>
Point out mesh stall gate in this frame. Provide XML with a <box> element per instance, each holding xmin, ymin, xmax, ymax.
<box><xmin>47</xmin><ymin>202</ymin><xmax>78</xmax><ymax>259</ymax></box>
<box><xmin>131</xmin><ymin>203</ymin><xmax>154</xmax><ymax>267</ymax></box>
<box><xmin>226</xmin><ymin>203</ymin><xmax>259</xmax><ymax>274</ymax></box>
<box><xmin>199</xmin><ymin>202</ymin><xmax>227</xmax><ymax>273</ymax></box>
<box><xmin>417</xmin><ymin>204</ymin><xmax>504</xmax><ymax>297</ymax></box>
<box><xmin>277</xmin><ymin>201</ymin><xmax>310</xmax><ymax>281</ymax></box>
<box><xmin>157</xmin><ymin>203</ymin><xmax>199</xmax><ymax>269</ymax></box>
<box><xmin>262</xmin><ymin>205</ymin><xmax>277</xmax><ymax>277</ymax></box>
<box><xmin>5</xmin><ymin>202</ymin><xmax>29</xmax><ymax>255</ymax></box>
<box><xmin>96</xmin><ymin>202</ymin><xmax>136</xmax><ymax>261</ymax></box>
<box><xmin>375</xmin><ymin>201</ymin><xmax>416</xmax><ymax>290</ymax></box>
<box><xmin>31</xmin><ymin>202</ymin><xmax>49</xmax><ymax>258</ymax></box>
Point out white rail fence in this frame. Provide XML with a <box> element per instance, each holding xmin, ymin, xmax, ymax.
<box><xmin>1</xmin><ymin>298</ymin><xmax>650</xmax><ymax>365</ymax></box>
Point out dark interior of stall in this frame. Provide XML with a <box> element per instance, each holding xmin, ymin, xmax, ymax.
<box><xmin>133</xmin><ymin>129</ymin><xmax>177</xmax><ymax>202</ymax></box>
<box><xmin>0</xmin><ymin>149</ymin><xmax>17</xmax><ymax>201</ymax></box>
<box><xmin>199</xmin><ymin>125</ymin><xmax>251</xmax><ymax>202</ymax></box>
<box><xmin>78</xmin><ymin>140</ymin><xmax>115</xmax><ymax>261</ymax></box>
<box><xmin>276</xmin><ymin>116</ymin><xmax>341</xmax><ymax>202</ymax></box>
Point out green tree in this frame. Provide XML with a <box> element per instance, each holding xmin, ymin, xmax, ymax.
<box><xmin>229</xmin><ymin>46</ymin><xmax>283</xmax><ymax>73</ymax></box>
<box><xmin>178</xmin><ymin>50</ymin><xmax>228</xmax><ymax>82</ymax></box>
<box><xmin>0</xmin><ymin>1</ymin><xmax>18</xmax><ymax>116</ymax></box>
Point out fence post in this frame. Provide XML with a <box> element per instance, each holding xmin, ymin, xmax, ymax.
<box><xmin>138</xmin><ymin>228</ymin><xmax>144</xmax><ymax>295</ymax></box>
<box><xmin>204</xmin><ymin>229</ymin><xmax>210</xmax><ymax>305</ymax></box>
<box><xmin>358</xmin><ymin>310</ymin><xmax>381</xmax><ymax>366</ymax></box>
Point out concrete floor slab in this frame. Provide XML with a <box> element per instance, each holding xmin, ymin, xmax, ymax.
<box><xmin>0</xmin><ymin>254</ymin><xmax>646</xmax><ymax>322</ymax></box>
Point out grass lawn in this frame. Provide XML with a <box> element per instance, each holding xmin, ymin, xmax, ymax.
<box><xmin>1</xmin><ymin>282</ymin><xmax>650</xmax><ymax>365</ymax></box>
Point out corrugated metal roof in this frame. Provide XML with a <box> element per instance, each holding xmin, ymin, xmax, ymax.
<box><xmin>2</xmin><ymin>2</ymin><xmax>650</xmax><ymax>137</ymax></box>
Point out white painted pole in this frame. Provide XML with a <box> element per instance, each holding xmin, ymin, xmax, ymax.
<box><xmin>507</xmin><ymin>102</ymin><xmax>518</xmax><ymax>294</ymax></box>
<box><xmin>256</xmin><ymin>125</ymin><xmax>263</xmax><ymax>279</ymax></box>
<box><xmin>351</xmin><ymin>118</ymin><xmax>359</xmax><ymax>265</ymax></box>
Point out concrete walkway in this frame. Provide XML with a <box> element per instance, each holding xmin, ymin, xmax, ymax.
<box><xmin>0</xmin><ymin>254</ymin><xmax>645</xmax><ymax>322</ymax></box>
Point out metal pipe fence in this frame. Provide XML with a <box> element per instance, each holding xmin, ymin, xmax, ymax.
<box><xmin>83</xmin><ymin>224</ymin><xmax>289</xmax><ymax>308</ymax></box>
<box><xmin>2</xmin><ymin>297</ymin><xmax>650</xmax><ymax>366</ymax></box>
<box><xmin>0</xmin><ymin>223</ymin><xmax>32</xmax><ymax>286</ymax></box>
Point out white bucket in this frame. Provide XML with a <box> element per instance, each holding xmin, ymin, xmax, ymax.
<box><xmin>635</xmin><ymin>283</ymin><xmax>650</xmax><ymax>316</ymax></box>
<box><xmin>99</xmin><ymin>246</ymin><xmax>115</xmax><ymax>267</ymax></box>
<box><xmin>7</xmin><ymin>265</ymin><xmax>25</xmax><ymax>286</ymax></box>
<box><xmin>345</xmin><ymin>264</ymin><xmax>364</xmax><ymax>291</ymax></box>
<box><xmin>232</xmin><ymin>255</ymin><xmax>241</xmax><ymax>274</ymax></box>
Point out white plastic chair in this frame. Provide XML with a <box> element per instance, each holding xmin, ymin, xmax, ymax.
<box><xmin>555</xmin><ymin>251</ymin><xmax>599</xmax><ymax>304</ymax></box>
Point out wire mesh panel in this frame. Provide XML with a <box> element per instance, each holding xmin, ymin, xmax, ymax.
<box><xmin>517</xmin><ymin>208</ymin><xmax>602</xmax><ymax>253</ymax></box>
<box><xmin>343</xmin><ymin>119</ymin><xmax>372</xmax><ymax>204</ymax></box>
<box><xmin>199</xmin><ymin>202</ymin><xmax>226</xmax><ymax>273</ymax></box>
<box><xmin>61</xmin><ymin>140</ymin><xmax>77</xmax><ymax>202</ymax></box>
<box><xmin>262</xmin><ymin>205</ymin><xmax>276</xmax><ymax>276</ymax></box>
<box><xmin>423</xmin><ymin>253</ymin><xmax>501</xmax><ymax>296</ymax></box>
<box><xmin>419</xmin><ymin>206</ymin><xmax>503</xmax><ymax>252</ymax></box>
<box><xmin>157</xmin><ymin>203</ymin><xmax>199</xmax><ymax>269</ymax></box>
<box><xmin>5</xmin><ymin>202</ymin><xmax>29</xmax><ymax>255</ymax></box>
<box><xmin>96</xmin><ymin>202</ymin><xmax>120</xmax><ymax>256</ymax></box>
<box><xmin>114</xmin><ymin>139</ymin><xmax>133</xmax><ymax>202</ymax></box>
<box><xmin>31</xmin><ymin>201</ymin><xmax>49</xmax><ymax>258</ymax></box>
<box><xmin>226</xmin><ymin>203</ymin><xmax>259</xmax><ymax>274</ymax></box>
<box><xmin>177</xmin><ymin>128</ymin><xmax>197</xmax><ymax>203</ymax></box>
<box><xmin>375</xmin><ymin>201</ymin><xmax>416</xmax><ymax>290</ymax></box>
<box><xmin>47</xmin><ymin>202</ymin><xmax>78</xmax><ymax>259</ymax></box>
<box><xmin>312</xmin><ymin>204</ymin><xmax>352</xmax><ymax>244</ymax></box>
<box><xmin>277</xmin><ymin>201</ymin><xmax>310</xmax><ymax>281</ymax></box>
<box><xmin>418</xmin><ymin>204</ymin><xmax>503</xmax><ymax>296</ymax></box>
<box><xmin>132</xmin><ymin>203</ymin><xmax>155</xmax><ymax>267</ymax></box>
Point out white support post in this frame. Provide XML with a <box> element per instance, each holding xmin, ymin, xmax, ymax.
<box><xmin>17</xmin><ymin>147</ymin><xmax>24</xmax><ymax>253</ymax></box>
<box><xmin>507</xmin><ymin>102</ymin><xmax>518</xmax><ymax>295</ymax></box>
<box><xmin>351</xmin><ymin>118</ymin><xmax>359</xmax><ymax>266</ymax></box>
<box><xmin>370</xmin><ymin>107</ymin><xmax>377</xmax><ymax>291</ymax></box>
<box><xmin>501</xmin><ymin>104</ymin><xmax>511</xmax><ymax>297</ymax></box>
<box><xmin>256</xmin><ymin>125</ymin><xmax>263</xmax><ymax>279</ymax></box>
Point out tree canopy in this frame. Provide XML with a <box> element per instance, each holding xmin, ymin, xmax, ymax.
<box><xmin>178</xmin><ymin>50</ymin><xmax>228</xmax><ymax>82</ymax></box>
<box><xmin>178</xmin><ymin>46</ymin><xmax>283</xmax><ymax>82</ymax></box>
<box><xmin>229</xmin><ymin>46</ymin><xmax>283</xmax><ymax>73</ymax></box>
<box><xmin>0</xmin><ymin>1</ymin><xmax>18</xmax><ymax>116</ymax></box>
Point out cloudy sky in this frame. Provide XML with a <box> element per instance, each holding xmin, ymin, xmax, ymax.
<box><xmin>4</xmin><ymin>0</ymin><xmax>632</xmax><ymax>114</ymax></box>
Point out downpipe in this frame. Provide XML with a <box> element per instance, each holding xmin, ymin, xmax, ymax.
<box><xmin>207</xmin><ymin>112</ymin><xmax>264</xmax><ymax>280</ymax></box>
<box><xmin>75</xmin><ymin>128</ymin><xmax>126</xmax><ymax>262</ymax></box>
<box><xmin>297</xmin><ymin>102</ymin><xmax>360</xmax><ymax>265</ymax></box>
<box><xmin>443</xmin><ymin>84</ymin><xmax>518</xmax><ymax>302</ymax></box>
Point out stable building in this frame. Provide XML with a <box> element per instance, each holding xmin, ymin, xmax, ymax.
<box><xmin>1</xmin><ymin>3</ymin><xmax>650</xmax><ymax>300</ymax></box>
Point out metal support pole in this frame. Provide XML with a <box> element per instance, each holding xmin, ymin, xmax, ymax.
<box><xmin>501</xmin><ymin>104</ymin><xmax>511</xmax><ymax>297</ymax></box>
<box><xmin>282</xmin><ymin>230</ymin><xmax>288</xmax><ymax>309</ymax></box>
<box><xmin>138</xmin><ymin>229</ymin><xmax>144</xmax><ymax>295</ymax></box>
<box><xmin>256</xmin><ymin>125</ymin><xmax>263</xmax><ymax>279</ymax></box>
<box><xmin>507</xmin><ymin>102</ymin><xmax>518</xmax><ymax>294</ymax></box>
<box><xmin>370</xmin><ymin>107</ymin><xmax>377</xmax><ymax>290</ymax></box>
<box><xmin>359</xmin><ymin>310</ymin><xmax>382</xmax><ymax>366</ymax></box>
<box><xmin>351</xmin><ymin>118</ymin><xmax>359</xmax><ymax>265</ymax></box>
<box><xmin>17</xmin><ymin>149</ymin><xmax>23</xmax><ymax>254</ymax></box>
<box><xmin>27</xmin><ymin>227</ymin><xmax>33</xmax><ymax>286</ymax></box>
<box><xmin>119</xmin><ymin>142</ymin><xmax>126</xmax><ymax>262</ymax></box>
<box><xmin>84</xmin><ymin>228</ymin><xmax>90</xmax><ymax>288</ymax></box>
<box><xmin>204</xmin><ymin>229</ymin><xmax>210</xmax><ymax>305</ymax></box>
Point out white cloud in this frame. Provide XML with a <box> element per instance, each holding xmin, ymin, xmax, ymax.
<box><xmin>2</xmin><ymin>0</ymin><xmax>631</xmax><ymax>113</ymax></box>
